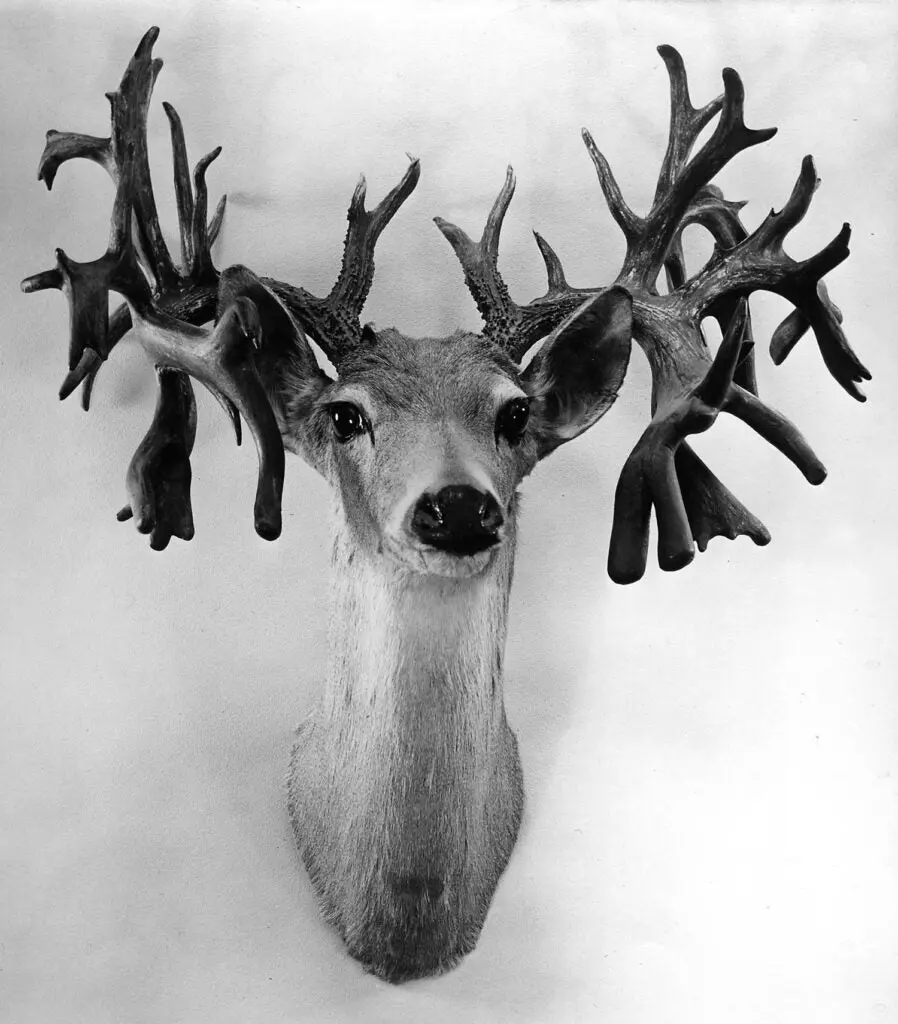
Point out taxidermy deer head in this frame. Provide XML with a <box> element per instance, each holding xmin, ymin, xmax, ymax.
<box><xmin>22</xmin><ymin>28</ymin><xmax>869</xmax><ymax>982</ymax></box>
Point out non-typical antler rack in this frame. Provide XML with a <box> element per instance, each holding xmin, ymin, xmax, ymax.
<box><xmin>21</xmin><ymin>27</ymin><xmax>419</xmax><ymax>549</ymax></box>
<box><xmin>436</xmin><ymin>45</ymin><xmax>869</xmax><ymax>581</ymax></box>
<box><xmin>22</xmin><ymin>30</ymin><xmax>869</xmax><ymax>579</ymax></box>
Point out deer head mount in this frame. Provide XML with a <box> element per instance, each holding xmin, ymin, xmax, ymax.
<box><xmin>22</xmin><ymin>28</ymin><xmax>868</xmax><ymax>982</ymax></box>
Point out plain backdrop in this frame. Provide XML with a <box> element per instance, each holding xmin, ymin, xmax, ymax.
<box><xmin>1</xmin><ymin>1</ymin><xmax>895</xmax><ymax>1022</ymax></box>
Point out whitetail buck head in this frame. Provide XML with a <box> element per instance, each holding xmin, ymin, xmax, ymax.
<box><xmin>279</xmin><ymin>294</ymin><xmax>632</xmax><ymax>580</ymax></box>
<box><xmin>22</xmin><ymin>29</ymin><xmax>869</xmax><ymax>982</ymax></box>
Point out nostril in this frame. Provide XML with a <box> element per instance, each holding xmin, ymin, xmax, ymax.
<box><xmin>479</xmin><ymin>494</ymin><xmax>504</xmax><ymax>533</ymax></box>
<box><xmin>412</xmin><ymin>493</ymin><xmax>443</xmax><ymax>534</ymax></box>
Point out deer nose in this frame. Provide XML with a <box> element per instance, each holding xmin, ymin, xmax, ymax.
<box><xmin>411</xmin><ymin>485</ymin><xmax>504</xmax><ymax>555</ymax></box>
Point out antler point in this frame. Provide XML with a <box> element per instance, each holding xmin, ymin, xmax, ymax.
<box><xmin>136</xmin><ymin>26</ymin><xmax>161</xmax><ymax>59</ymax></box>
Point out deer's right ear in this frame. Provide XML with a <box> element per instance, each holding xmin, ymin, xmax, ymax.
<box><xmin>218</xmin><ymin>266</ymin><xmax>331</xmax><ymax>465</ymax></box>
<box><xmin>522</xmin><ymin>287</ymin><xmax>632</xmax><ymax>458</ymax></box>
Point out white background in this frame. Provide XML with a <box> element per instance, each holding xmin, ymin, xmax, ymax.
<box><xmin>1</xmin><ymin>1</ymin><xmax>895</xmax><ymax>1021</ymax></box>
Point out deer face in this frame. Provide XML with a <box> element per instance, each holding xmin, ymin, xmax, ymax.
<box><xmin>282</xmin><ymin>291</ymin><xmax>634</xmax><ymax>578</ymax></box>
<box><xmin>284</xmin><ymin>329</ymin><xmax>535</xmax><ymax>578</ymax></box>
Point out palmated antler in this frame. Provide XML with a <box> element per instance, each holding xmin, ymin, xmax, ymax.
<box><xmin>436</xmin><ymin>45</ymin><xmax>870</xmax><ymax>583</ymax></box>
<box><xmin>22</xmin><ymin>27</ymin><xmax>417</xmax><ymax>544</ymax></box>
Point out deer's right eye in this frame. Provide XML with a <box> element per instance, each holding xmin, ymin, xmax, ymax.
<box><xmin>328</xmin><ymin>403</ymin><xmax>367</xmax><ymax>443</ymax></box>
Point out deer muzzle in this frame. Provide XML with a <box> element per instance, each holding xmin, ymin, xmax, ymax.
<box><xmin>410</xmin><ymin>485</ymin><xmax>504</xmax><ymax>556</ymax></box>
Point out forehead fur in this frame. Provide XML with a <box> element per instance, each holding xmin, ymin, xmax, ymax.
<box><xmin>334</xmin><ymin>329</ymin><xmax>521</xmax><ymax>417</ymax></box>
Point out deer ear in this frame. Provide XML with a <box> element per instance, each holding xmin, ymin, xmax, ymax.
<box><xmin>522</xmin><ymin>286</ymin><xmax>632</xmax><ymax>459</ymax></box>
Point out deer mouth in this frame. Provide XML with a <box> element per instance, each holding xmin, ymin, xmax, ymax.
<box><xmin>420</xmin><ymin>541</ymin><xmax>501</xmax><ymax>578</ymax></box>
<box><xmin>422</xmin><ymin>538</ymin><xmax>501</xmax><ymax>576</ymax></box>
<box><xmin>384</xmin><ymin>532</ymin><xmax>503</xmax><ymax>579</ymax></box>
<box><xmin>420</xmin><ymin>532</ymin><xmax>500</xmax><ymax>557</ymax></box>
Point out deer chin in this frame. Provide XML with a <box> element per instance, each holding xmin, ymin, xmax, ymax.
<box><xmin>385</xmin><ymin>535</ymin><xmax>501</xmax><ymax>579</ymax></box>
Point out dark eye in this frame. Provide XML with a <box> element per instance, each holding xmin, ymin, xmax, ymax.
<box><xmin>328</xmin><ymin>402</ymin><xmax>367</xmax><ymax>442</ymax></box>
<box><xmin>496</xmin><ymin>397</ymin><xmax>530</xmax><ymax>445</ymax></box>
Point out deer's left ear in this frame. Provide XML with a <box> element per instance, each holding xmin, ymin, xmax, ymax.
<box><xmin>522</xmin><ymin>286</ymin><xmax>633</xmax><ymax>459</ymax></box>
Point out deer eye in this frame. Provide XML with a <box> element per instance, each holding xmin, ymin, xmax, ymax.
<box><xmin>328</xmin><ymin>402</ymin><xmax>367</xmax><ymax>443</ymax></box>
<box><xmin>496</xmin><ymin>397</ymin><xmax>530</xmax><ymax>445</ymax></box>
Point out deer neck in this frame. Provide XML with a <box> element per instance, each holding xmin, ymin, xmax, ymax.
<box><xmin>323</xmin><ymin>517</ymin><xmax>516</xmax><ymax>741</ymax></box>
<box><xmin>291</xmin><ymin>508</ymin><xmax>524</xmax><ymax>956</ymax></box>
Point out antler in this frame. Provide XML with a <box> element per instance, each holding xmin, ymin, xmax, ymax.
<box><xmin>266</xmin><ymin>161</ymin><xmax>420</xmax><ymax>367</ymax></box>
<box><xmin>22</xmin><ymin>28</ymin><xmax>226</xmax><ymax>410</ymax></box>
<box><xmin>21</xmin><ymin>27</ymin><xmax>417</xmax><ymax>545</ymax></box>
<box><xmin>437</xmin><ymin>45</ymin><xmax>870</xmax><ymax>583</ymax></box>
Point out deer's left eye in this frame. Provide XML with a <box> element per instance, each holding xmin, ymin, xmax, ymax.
<box><xmin>496</xmin><ymin>397</ymin><xmax>530</xmax><ymax>445</ymax></box>
<box><xmin>328</xmin><ymin>402</ymin><xmax>367</xmax><ymax>442</ymax></box>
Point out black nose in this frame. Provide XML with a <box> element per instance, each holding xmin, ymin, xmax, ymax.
<box><xmin>411</xmin><ymin>485</ymin><xmax>504</xmax><ymax>555</ymax></box>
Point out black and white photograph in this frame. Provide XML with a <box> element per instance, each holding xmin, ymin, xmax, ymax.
<box><xmin>1</xmin><ymin>1</ymin><xmax>895</xmax><ymax>1021</ymax></box>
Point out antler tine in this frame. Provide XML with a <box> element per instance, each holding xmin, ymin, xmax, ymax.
<box><xmin>162</xmin><ymin>101</ymin><xmax>196</xmax><ymax>272</ymax></box>
<box><xmin>581</xmin><ymin>129</ymin><xmax>644</xmax><ymax>250</ymax></box>
<box><xmin>769</xmin><ymin>281</ymin><xmax>842</xmax><ymax>366</ymax></box>
<box><xmin>37</xmin><ymin>130</ymin><xmax>115</xmax><ymax>191</ymax></box>
<box><xmin>190</xmin><ymin>146</ymin><xmax>223</xmax><ymax>282</ymax></box>
<box><xmin>105</xmin><ymin>26</ymin><xmax>179</xmax><ymax>294</ymax></box>
<box><xmin>679</xmin><ymin>154</ymin><xmax>869</xmax><ymax>400</ymax></box>
<box><xmin>333</xmin><ymin>160</ymin><xmax>422</xmax><ymax>313</ymax></box>
<box><xmin>654</xmin><ymin>45</ymin><xmax>724</xmax><ymax>203</ymax></box>
<box><xmin>268</xmin><ymin>157</ymin><xmax>421</xmax><ymax>368</ymax></box>
<box><xmin>666</xmin><ymin>184</ymin><xmax>759</xmax><ymax>394</ymax></box>
<box><xmin>608</xmin><ymin>300</ymin><xmax>775</xmax><ymax>583</ymax></box>
<box><xmin>532</xmin><ymin>231</ymin><xmax>572</xmax><ymax>295</ymax></box>
<box><xmin>434</xmin><ymin>165</ymin><xmax>518</xmax><ymax>351</ymax></box>
<box><xmin>435</xmin><ymin>169</ymin><xmax>589</xmax><ymax>359</ymax></box>
<box><xmin>162</xmin><ymin>99</ymin><xmax>227</xmax><ymax>287</ymax></box>
<box><xmin>116</xmin><ymin>368</ymin><xmax>198</xmax><ymax>551</ymax></box>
